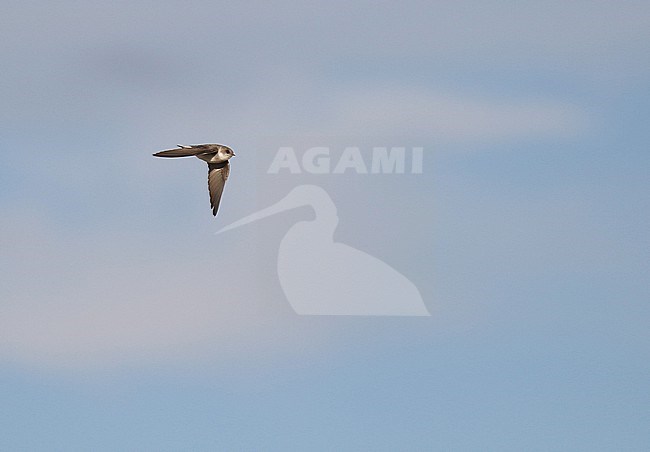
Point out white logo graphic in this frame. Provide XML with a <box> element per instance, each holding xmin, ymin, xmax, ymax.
<box><xmin>218</xmin><ymin>185</ymin><xmax>429</xmax><ymax>316</ymax></box>
<box><xmin>267</xmin><ymin>147</ymin><xmax>424</xmax><ymax>174</ymax></box>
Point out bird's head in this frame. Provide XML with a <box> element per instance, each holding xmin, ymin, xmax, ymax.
<box><xmin>217</xmin><ymin>146</ymin><xmax>236</xmax><ymax>161</ymax></box>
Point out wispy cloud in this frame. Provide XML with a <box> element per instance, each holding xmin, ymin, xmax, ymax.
<box><xmin>322</xmin><ymin>86</ymin><xmax>587</xmax><ymax>143</ymax></box>
<box><xmin>0</xmin><ymin>211</ymin><xmax>324</xmax><ymax>372</ymax></box>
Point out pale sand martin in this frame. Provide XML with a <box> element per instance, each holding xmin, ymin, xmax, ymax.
<box><xmin>153</xmin><ymin>144</ymin><xmax>235</xmax><ymax>216</ymax></box>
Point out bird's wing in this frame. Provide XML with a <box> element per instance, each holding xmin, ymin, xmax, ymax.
<box><xmin>207</xmin><ymin>161</ymin><xmax>230</xmax><ymax>216</ymax></box>
<box><xmin>153</xmin><ymin>144</ymin><xmax>219</xmax><ymax>158</ymax></box>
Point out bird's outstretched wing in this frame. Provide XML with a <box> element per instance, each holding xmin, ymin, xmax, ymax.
<box><xmin>208</xmin><ymin>161</ymin><xmax>230</xmax><ymax>216</ymax></box>
<box><xmin>153</xmin><ymin>144</ymin><xmax>220</xmax><ymax>158</ymax></box>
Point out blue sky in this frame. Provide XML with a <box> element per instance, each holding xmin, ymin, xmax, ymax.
<box><xmin>1</xmin><ymin>1</ymin><xmax>649</xmax><ymax>450</ymax></box>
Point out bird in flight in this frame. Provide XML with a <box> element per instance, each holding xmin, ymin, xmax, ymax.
<box><xmin>153</xmin><ymin>144</ymin><xmax>235</xmax><ymax>217</ymax></box>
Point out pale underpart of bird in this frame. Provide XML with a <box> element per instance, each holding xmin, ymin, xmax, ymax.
<box><xmin>153</xmin><ymin>144</ymin><xmax>235</xmax><ymax>216</ymax></box>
